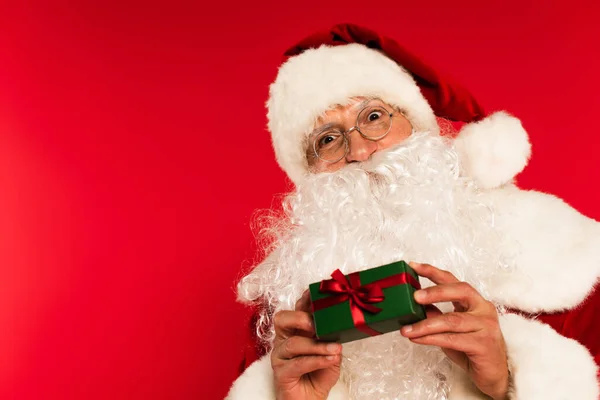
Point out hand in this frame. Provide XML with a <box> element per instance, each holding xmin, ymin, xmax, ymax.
<box><xmin>400</xmin><ymin>262</ymin><xmax>509</xmax><ymax>400</ymax></box>
<box><xmin>271</xmin><ymin>290</ymin><xmax>342</xmax><ymax>400</ymax></box>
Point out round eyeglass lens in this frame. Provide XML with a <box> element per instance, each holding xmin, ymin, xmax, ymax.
<box><xmin>314</xmin><ymin>130</ymin><xmax>348</xmax><ymax>162</ymax></box>
<box><xmin>357</xmin><ymin>106</ymin><xmax>392</xmax><ymax>139</ymax></box>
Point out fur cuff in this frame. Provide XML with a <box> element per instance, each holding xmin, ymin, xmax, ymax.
<box><xmin>500</xmin><ymin>313</ymin><xmax>599</xmax><ymax>399</ymax></box>
<box><xmin>226</xmin><ymin>356</ymin><xmax>276</xmax><ymax>400</ymax></box>
<box><xmin>226</xmin><ymin>355</ymin><xmax>349</xmax><ymax>400</ymax></box>
<box><xmin>455</xmin><ymin>111</ymin><xmax>531</xmax><ymax>189</ymax></box>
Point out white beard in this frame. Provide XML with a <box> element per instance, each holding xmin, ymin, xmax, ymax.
<box><xmin>238</xmin><ymin>131</ymin><xmax>512</xmax><ymax>399</ymax></box>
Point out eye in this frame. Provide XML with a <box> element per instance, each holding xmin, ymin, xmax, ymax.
<box><xmin>314</xmin><ymin>130</ymin><xmax>344</xmax><ymax>153</ymax></box>
<box><xmin>367</xmin><ymin>111</ymin><xmax>383</xmax><ymax>122</ymax></box>
<box><xmin>318</xmin><ymin>134</ymin><xmax>337</xmax><ymax>148</ymax></box>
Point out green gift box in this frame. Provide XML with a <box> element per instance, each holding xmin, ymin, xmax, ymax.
<box><xmin>309</xmin><ymin>260</ymin><xmax>426</xmax><ymax>343</ymax></box>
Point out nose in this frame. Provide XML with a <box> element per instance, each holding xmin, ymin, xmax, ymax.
<box><xmin>345</xmin><ymin>130</ymin><xmax>378</xmax><ymax>163</ymax></box>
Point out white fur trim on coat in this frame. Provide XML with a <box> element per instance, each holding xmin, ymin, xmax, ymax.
<box><xmin>483</xmin><ymin>185</ymin><xmax>600</xmax><ymax>312</ymax></box>
<box><xmin>454</xmin><ymin>111</ymin><xmax>531</xmax><ymax>189</ymax></box>
<box><xmin>449</xmin><ymin>313</ymin><xmax>599</xmax><ymax>399</ymax></box>
<box><xmin>227</xmin><ymin>314</ymin><xmax>599</xmax><ymax>399</ymax></box>
<box><xmin>226</xmin><ymin>355</ymin><xmax>350</xmax><ymax>400</ymax></box>
<box><xmin>226</xmin><ymin>356</ymin><xmax>276</xmax><ymax>400</ymax></box>
<box><xmin>500</xmin><ymin>313</ymin><xmax>599</xmax><ymax>399</ymax></box>
<box><xmin>267</xmin><ymin>43</ymin><xmax>438</xmax><ymax>185</ymax></box>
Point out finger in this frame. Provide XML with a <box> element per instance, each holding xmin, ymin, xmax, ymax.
<box><xmin>274</xmin><ymin>336</ymin><xmax>341</xmax><ymax>361</ymax></box>
<box><xmin>274</xmin><ymin>354</ymin><xmax>341</xmax><ymax>381</ymax></box>
<box><xmin>273</xmin><ymin>311</ymin><xmax>315</xmax><ymax>340</ymax></box>
<box><xmin>409</xmin><ymin>332</ymin><xmax>484</xmax><ymax>355</ymax></box>
<box><xmin>295</xmin><ymin>290</ymin><xmax>311</xmax><ymax>312</ymax></box>
<box><xmin>400</xmin><ymin>306</ymin><xmax>441</xmax><ymax>337</ymax></box>
<box><xmin>409</xmin><ymin>262</ymin><xmax>459</xmax><ymax>285</ymax></box>
<box><xmin>413</xmin><ymin>282</ymin><xmax>487</xmax><ymax>311</ymax></box>
<box><xmin>401</xmin><ymin>312</ymin><xmax>482</xmax><ymax>338</ymax></box>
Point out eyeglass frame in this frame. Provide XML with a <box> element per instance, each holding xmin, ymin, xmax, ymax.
<box><xmin>309</xmin><ymin>102</ymin><xmax>404</xmax><ymax>164</ymax></box>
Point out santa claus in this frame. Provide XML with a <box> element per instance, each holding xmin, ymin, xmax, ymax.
<box><xmin>227</xmin><ymin>24</ymin><xmax>600</xmax><ymax>399</ymax></box>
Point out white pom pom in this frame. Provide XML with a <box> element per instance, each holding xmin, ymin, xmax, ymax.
<box><xmin>454</xmin><ymin>111</ymin><xmax>531</xmax><ymax>189</ymax></box>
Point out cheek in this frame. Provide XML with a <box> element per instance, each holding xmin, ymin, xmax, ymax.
<box><xmin>307</xmin><ymin>149</ymin><xmax>338</xmax><ymax>173</ymax></box>
<box><xmin>378</xmin><ymin>126</ymin><xmax>412</xmax><ymax>150</ymax></box>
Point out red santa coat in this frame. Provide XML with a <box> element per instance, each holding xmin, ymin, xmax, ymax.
<box><xmin>227</xmin><ymin>158</ymin><xmax>600</xmax><ymax>399</ymax></box>
<box><xmin>227</xmin><ymin>25</ymin><xmax>600</xmax><ymax>394</ymax></box>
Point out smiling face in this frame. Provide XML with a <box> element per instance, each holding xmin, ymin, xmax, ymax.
<box><xmin>306</xmin><ymin>98</ymin><xmax>414</xmax><ymax>173</ymax></box>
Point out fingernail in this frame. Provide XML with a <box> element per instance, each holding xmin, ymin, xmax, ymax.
<box><xmin>326</xmin><ymin>355</ymin><xmax>336</xmax><ymax>360</ymax></box>
<box><xmin>403</xmin><ymin>325</ymin><xmax>413</xmax><ymax>334</ymax></box>
<box><xmin>326</xmin><ymin>343</ymin><xmax>340</xmax><ymax>354</ymax></box>
<box><xmin>414</xmin><ymin>290</ymin><xmax>425</xmax><ymax>301</ymax></box>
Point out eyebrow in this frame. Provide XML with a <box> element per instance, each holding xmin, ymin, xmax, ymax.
<box><xmin>353</xmin><ymin>98</ymin><xmax>373</xmax><ymax>110</ymax></box>
<box><xmin>309</xmin><ymin>122</ymin><xmax>338</xmax><ymax>138</ymax></box>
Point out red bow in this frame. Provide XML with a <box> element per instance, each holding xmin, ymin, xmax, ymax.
<box><xmin>312</xmin><ymin>268</ymin><xmax>420</xmax><ymax>337</ymax></box>
<box><xmin>319</xmin><ymin>269</ymin><xmax>385</xmax><ymax>314</ymax></box>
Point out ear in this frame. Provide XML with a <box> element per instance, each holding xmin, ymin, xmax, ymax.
<box><xmin>454</xmin><ymin>111</ymin><xmax>531</xmax><ymax>189</ymax></box>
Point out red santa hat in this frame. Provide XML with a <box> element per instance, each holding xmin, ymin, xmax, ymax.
<box><xmin>267</xmin><ymin>23</ymin><xmax>531</xmax><ymax>188</ymax></box>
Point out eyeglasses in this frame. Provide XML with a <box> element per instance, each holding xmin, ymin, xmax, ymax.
<box><xmin>311</xmin><ymin>103</ymin><xmax>395</xmax><ymax>163</ymax></box>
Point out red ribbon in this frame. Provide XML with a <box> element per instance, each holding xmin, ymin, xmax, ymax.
<box><xmin>312</xmin><ymin>268</ymin><xmax>421</xmax><ymax>337</ymax></box>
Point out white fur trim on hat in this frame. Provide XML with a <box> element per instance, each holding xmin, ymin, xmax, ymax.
<box><xmin>267</xmin><ymin>43</ymin><xmax>438</xmax><ymax>185</ymax></box>
<box><xmin>454</xmin><ymin>111</ymin><xmax>531</xmax><ymax>189</ymax></box>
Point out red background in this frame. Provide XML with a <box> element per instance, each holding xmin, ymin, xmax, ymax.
<box><xmin>0</xmin><ymin>1</ymin><xmax>599</xmax><ymax>399</ymax></box>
